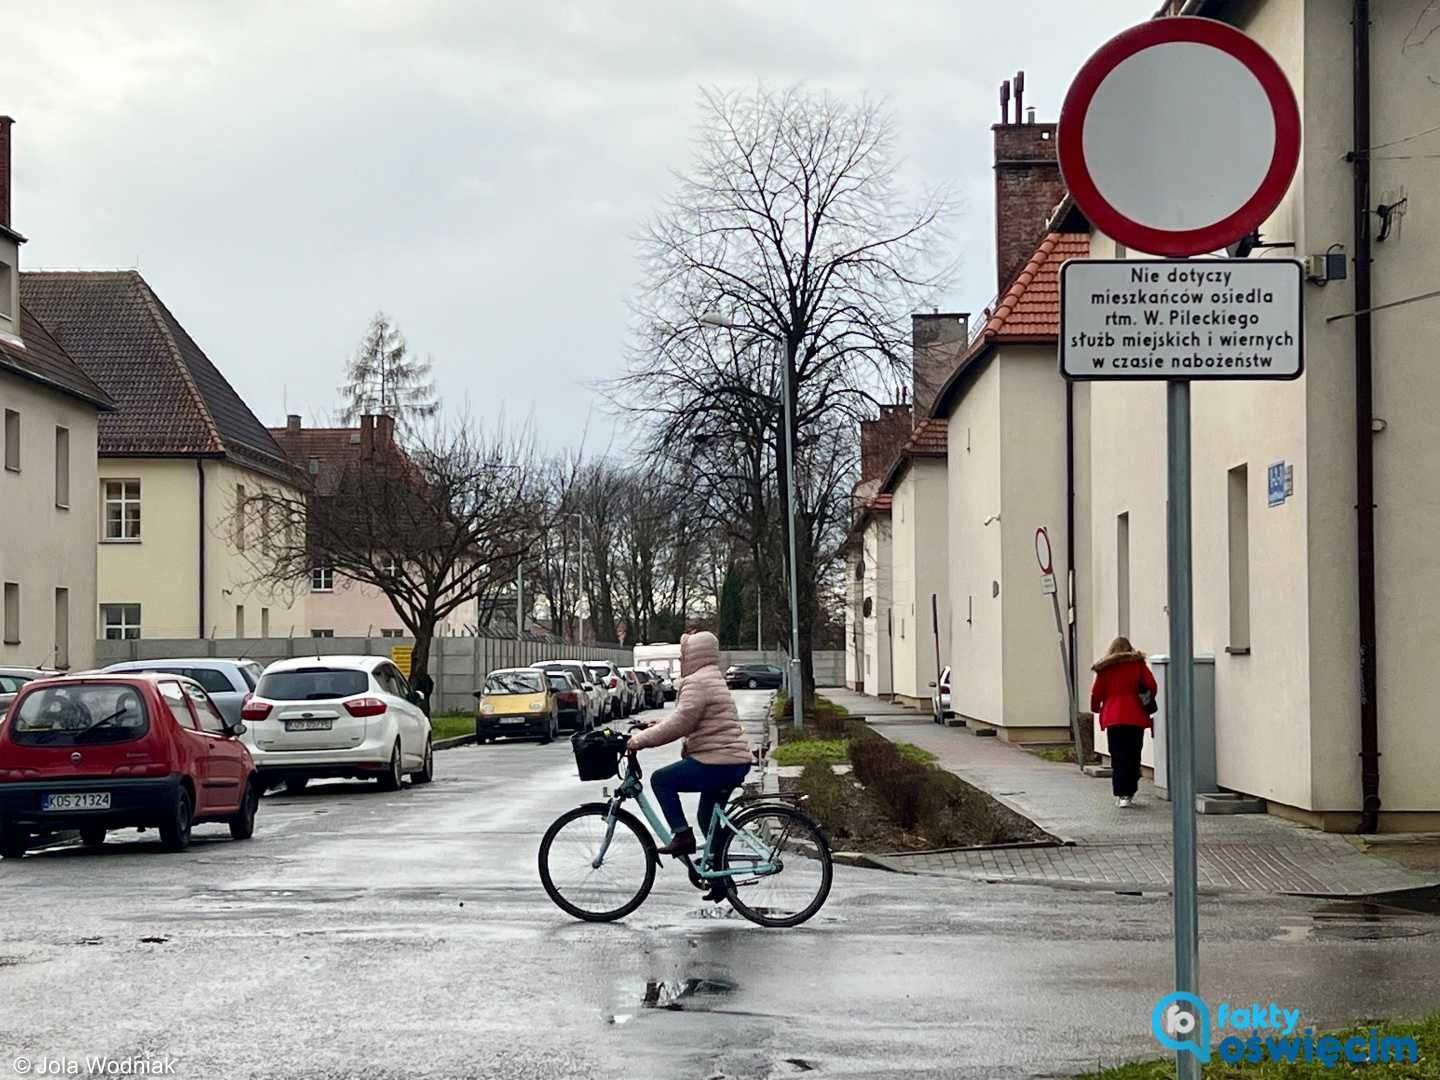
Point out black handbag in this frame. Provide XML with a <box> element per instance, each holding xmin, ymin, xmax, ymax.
<box><xmin>1137</xmin><ymin>681</ymin><xmax>1158</xmax><ymax>716</ymax></box>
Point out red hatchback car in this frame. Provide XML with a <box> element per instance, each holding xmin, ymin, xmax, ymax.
<box><xmin>0</xmin><ymin>674</ymin><xmax>259</xmax><ymax>858</ymax></box>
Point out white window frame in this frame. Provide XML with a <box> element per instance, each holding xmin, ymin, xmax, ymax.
<box><xmin>380</xmin><ymin>628</ymin><xmax>405</xmax><ymax>638</ymax></box>
<box><xmin>54</xmin><ymin>426</ymin><xmax>70</xmax><ymax>509</ymax></box>
<box><xmin>310</xmin><ymin>628</ymin><xmax>335</xmax><ymax>639</ymax></box>
<box><xmin>311</xmin><ymin>565</ymin><xmax>334</xmax><ymax>592</ymax></box>
<box><xmin>3</xmin><ymin>581</ymin><xmax>18</xmax><ymax>644</ymax></box>
<box><xmin>3</xmin><ymin>409</ymin><xmax>18</xmax><ymax>473</ymax></box>
<box><xmin>101</xmin><ymin>603</ymin><xmax>142</xmax><ymax>641</ymax></box>
<box><xmin>103</xmin><ymin>479</ymin><xmax>142</xmax><ymax>542</ymax></box>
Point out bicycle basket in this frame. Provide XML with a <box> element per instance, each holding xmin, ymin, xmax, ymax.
<box><xmin>572</xmin><ymin>728</ymin><xmax>628</xmax><ymax>781</ymax></box>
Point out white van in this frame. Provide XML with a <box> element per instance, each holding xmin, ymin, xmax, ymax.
<box><xmin>632</xmin><ymin>643</ymin><xmax>682</xmax><ymax>699</ymax></box>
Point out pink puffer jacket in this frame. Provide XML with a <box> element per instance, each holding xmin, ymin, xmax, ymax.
<box><xmin>628</xmin><ymin>631</ymin><xmax>751</xmax><ymax>765</ymax></box>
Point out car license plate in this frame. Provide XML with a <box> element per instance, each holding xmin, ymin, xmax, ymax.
<box><xmin>42</xmin><ymin>792</ymin><xmax>110</xmax><ymax>812</ymax></box>
<box><xmin>500</xmin><ymin>717</ymin><xmax>525</xmax><ymax>725</ymax></box>
<box><xmin>285</xmin><ymin>719</ymin><xmax>333</xmax><ymax>731</ymax></box>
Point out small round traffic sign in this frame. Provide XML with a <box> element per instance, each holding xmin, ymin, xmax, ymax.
<box><xmin>1035</xmin><ymin>528</ymin><xmax>1053</xmax><ymax>575</ymax></box>
<box><xmin>1058</xmin><ymin>17</ymin><xmax>1300</xmax><ymax>257</ymax></box>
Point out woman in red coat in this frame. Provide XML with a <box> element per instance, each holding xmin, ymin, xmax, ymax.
<box><xmin>1090</xmin><ymin>636</ymin><xmax>1157</xmax><ymax>808</ymax></box>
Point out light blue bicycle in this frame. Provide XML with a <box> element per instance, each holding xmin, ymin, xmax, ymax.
<box><xmin>538</xmin><ymin>732</ymin><xmax>832</xmax><ymax>927</ymax></box>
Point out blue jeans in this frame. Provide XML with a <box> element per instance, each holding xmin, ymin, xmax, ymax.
<box><xmin>651</xmin><ymin>758</ymin><xmax>751</xmax><ymax>836</ymax></box>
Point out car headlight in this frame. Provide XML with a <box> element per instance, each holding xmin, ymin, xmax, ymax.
<box><xmin>529</xmin><ymin>701</ymin><xmax>544</xmax><ymax>711</ymax></box>
<box><xmin>480</xmin><ymin>703</ymin><xmax>494</xmax><ymax>714</ymax></box>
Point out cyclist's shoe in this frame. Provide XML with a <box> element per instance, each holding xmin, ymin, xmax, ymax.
<box><xmin>701</xmin><ymin>883</ymin><xmax>728</xmax><ymax>903</ymax></box>
<box><xmin>656</xmin><ymin>828</ymin><xmax>696</xmax><ymax>857</ymax></box>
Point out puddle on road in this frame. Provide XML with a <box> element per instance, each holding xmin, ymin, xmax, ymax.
<box><xmin>640</xmin><ymin>976</ymin><xmax>739</xmax><ymax>1010</ymax></box>
<box><xmin>1272</xmin><ymin>902</ymin><xmax>1434</xmax><ymax>943</ymax></box>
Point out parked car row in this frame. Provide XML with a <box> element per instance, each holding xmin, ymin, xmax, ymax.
<box><xmin>474</xmin><ymin>659</ymin><xmax>674</xmax><ymax>745</ymax></box>
<box><xmin>0</xmin><ymin>654</ymin><xmax>435</xmax><ymax>859</ymax></box>
<box><xmin>724</xmin><ymin>662</ymin><xmax>787</xmax><ymax>690</ymax></box>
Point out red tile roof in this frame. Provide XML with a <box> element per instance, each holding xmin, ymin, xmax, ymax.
<box><xmin>20</xmin><ymin>271</ymin><xmax>295</xmax><ymax>483</ymax></box>
<box><xmin>269</xmin><ymin>418</ymin><xmax>408</xmax><ymax>496</ymax></box>
<box><xmin>930</xmin><ymin>232</ymin><xmax>1088</xmax><ymax>418</ymax></box>
<box><xmin>879</xmin><ymin>417</ymin><xmax>948</xmax><ymax>494</ymax></box>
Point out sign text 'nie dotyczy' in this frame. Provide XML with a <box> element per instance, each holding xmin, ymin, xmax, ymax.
<box><xmin>1059</xmin><ymin>259</ymin><xmax>1303</xmax><ymax>381</ymax></box>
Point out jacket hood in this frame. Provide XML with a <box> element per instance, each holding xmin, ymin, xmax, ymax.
<box><xmin>680</xmin><ymin>631</ymin><xmax>720</xmax><ymax>677</ymax></box>
<box><xmin>1092</xmin><ymin>649</ymin><xmax>1147</xmax><ymax>673</ymax></box>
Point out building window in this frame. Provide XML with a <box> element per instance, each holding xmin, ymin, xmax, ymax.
<box><xmin>1227</xmin><ymin>465</ymin><xmax>1251</xmax><ymax>653</ymax></box>
<box><xmin>307</xmin><ymin>457</ymin><xmax>320</xmax><ymax>476</ymax></box>
<box><xmin>3</xmin><ymin>582</ymin><xmax>18</xmax><ymax>644</ymax></box>
<box><xmin>1116</xmin><ymin>511</ymin><xmax>1130</xmax><ymax>638</ymax></box>
<box><xmin>311</xmin><ymin>565</ymin><xmax>334</xmax><ymax>592</ymax></box>
<box><xmin>310</xmin><ymin>628</ymin><xmax>334</xmax><ymax>639</ymax></box>
<box><xmin>260</xmin><ymin>607</ymin><xmax>270</xmax><ymax>639</ymax></box>
<box><xmin>103</xmin><ymin>480</ymin><xmax>142</xmax><ymax>541</ymax></box>
<box><xmin>3</xmin><ymin>409</ymin><xmax>18</xmax><ymax>472</ymax></box>
<box><xmin>100</xmin><ymin>604</ymin><xmax>141</xmax><ymax>641</ymax></box>
<box><xmin>235</xmin><ymin>484</ymin><xmax>247</xmax><ymax>552</ymax></box>
<box><xmin>0</xmin><ymin>260</ymin><xmax>12</xmax><ymax>319</ymax></box>
<box><xmin>53</xmin><ymin>588</ymin><xmax>69</xmax><ymax>668</ymax></box>
<box><xmin>381</xmin><ymin>628</ymin><xmax>404</xmax><ymax>638</ymax></box>
<box><xmin>381</xmin><ymin>555</ymin><xmax>400</xmax><ymax>576</ymax></box>
<box><xmin>54</xmin><ymin>427</ymin><xmax>70</xmax><ymax>508</ymax></box>
<box><xmin>235</xmin><ymin>604</ymin><xmax>246</xmax><ymax>637</ymax></box>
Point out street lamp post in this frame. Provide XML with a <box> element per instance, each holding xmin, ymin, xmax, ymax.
<box><xmin>700</xmin><ymin>313</ymin><xmax>805</xmax><ymax>731</ymax></box>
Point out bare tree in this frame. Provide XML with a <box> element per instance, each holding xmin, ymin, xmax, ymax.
<box><xmin>338</xmin><ymin>312</ymin><xmax>439</xmax><ymax>429</ymax></box>
<box><xmin>238</xmin><ymin>418</ymin><xmax>546</xmax><ymax>686</ymax></box>
<box><xmin>618</xmin><ymin>84</ymin><xmax>947</xmax><ymax>698</ymax></box>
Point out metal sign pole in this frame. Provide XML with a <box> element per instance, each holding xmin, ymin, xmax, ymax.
<box><xmin>1166</xmin><ymin>379</ymin><xmax>1200</xmax><ymax>1080</ymax></box>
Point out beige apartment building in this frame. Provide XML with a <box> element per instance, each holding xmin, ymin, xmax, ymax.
<box><xmin>1075</xmin><ymin>0</ymin><xmax>1440</xmax><ymax>830</ymax></box>
<box><xmin>21</xmin><ymin>270</ymin><xmax>306</xmax><ymax>643</ymax></box>
<box><xmin>0</xmin><ymin>117</ymin><xmax>113</xmax><ymax>671</ymax></box>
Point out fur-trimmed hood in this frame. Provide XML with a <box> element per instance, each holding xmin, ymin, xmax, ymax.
<box><xmin>1092</xmin><ymin>649</ymin><xmax>1147</xmax><ymax>673</ymax></box>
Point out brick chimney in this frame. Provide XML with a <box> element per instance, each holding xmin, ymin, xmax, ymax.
<box><xmin>912</xmin><ymin>312</ymin><xmax>969</xmax><ymax>421</ymax></box>
<box><xmin>859</xmin><ymin>404</ymin><xmax>913</xmax><ymax>486</ymax></box>
<box><xmin>374</xmin><ymin>413</ymin><xmax>395</xmax><ymax>451</ymax></box>
<box><xmin>359</xmin><ymin>415</ymin><xmax>375</xmax><ymax>458</ymax></box>
<box><xmin>994</xmin><ymin>73</ymin><xmax>1064</xmax><ymax>294</ymax></box>
<box><xmin>285</xmin><ymin>414</ymin><xmax>302</xmax><ymax>432</ymax></box>
<box><xmin>0</xmin><ymin>116</ymin><xmax>11</xmax><ymax>229</ymax></box>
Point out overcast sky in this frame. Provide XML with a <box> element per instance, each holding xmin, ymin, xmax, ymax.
<box><xmin>10</xmin><ymin>0</ymin><xmax>1145</xmax><ymax>453</ymax></box>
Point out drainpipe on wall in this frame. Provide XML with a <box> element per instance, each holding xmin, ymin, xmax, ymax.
<box><xmin>197</xmin><ymin>458</ymin><xmax>207</xmax><ymax>638</ymax></box>
<box><xmin>1351</xmin><ymin>0</ymin><xmax>1382</xmax><ymax>834</ymax></box>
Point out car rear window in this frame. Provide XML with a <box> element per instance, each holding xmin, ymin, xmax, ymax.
<box><xmin>10</xmin><ymin>684</ymin><xmax>149</xmax><ymax>746</ymax></box>
<box><xmin>486</xmin><ymin>671</ymin><xmax>544</xmax><ymax>694</ymax></box>
<box><xmin>586</xmin><ymin>665</ymin><xmax>609</xmax><ymax>679</ymax></box>
<box><xmin>256</xmin><ymin>668</ymin><xmax>368</xmax><ymax>701</ymax></box>
<box><xmin>545</xmin><ymin>674</ymin><xmax>571</xmax><ymax>692</ymax></box>
<box><xmin>133</xmin><ymin>666</ymin><xmax>234</xmax><ymax>695</ymax></box>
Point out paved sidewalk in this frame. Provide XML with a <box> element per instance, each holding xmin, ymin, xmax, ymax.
<box><xmin>823</xmin><ymin>687</ymin><xmax>1437</xmax><ymax>898</ymax></box>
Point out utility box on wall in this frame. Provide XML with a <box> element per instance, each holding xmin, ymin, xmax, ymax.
<box><xmin>1149</xmin><ymin>654</ymin><xmax>1217</xmax><ymax>800</ymax></box>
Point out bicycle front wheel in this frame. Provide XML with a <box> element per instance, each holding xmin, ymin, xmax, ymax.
<box><xmin>716</xmin><ymin>803</ymin><xmax>833</xmax><ymax>928</ymax></box>
<box><xmin>538</xmin><ymin>805</ymin><xmax>656</xmax><ymax>922</ymax></box>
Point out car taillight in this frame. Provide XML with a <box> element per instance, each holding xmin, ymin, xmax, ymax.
<box><xmin>240</xmin><ymin>698</ymin><xmax>272</xmax><ymax>721</ymax></box>
<box><xmin>558</xmin><ymin>692</ymin><xmax>576</xmax><ymax>704</ymax></box>
<box><xmin>345</xmin><ymin>697</ymin><xmax>387</xmax><ymax>717</ymax></box>
<box><xmin>608</xmin><ymin>677</ymin><xmax>618</xmax><ymax>689</ymax></box>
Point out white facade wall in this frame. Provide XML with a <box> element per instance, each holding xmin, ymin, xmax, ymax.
<box><xmin>890</xmin><ymin>459</ymin><xmax>950</xmax><ymax>702</ymax></box>
<box><xmin>0</xmin><ymin>374</ymin><xmax>100</xmax><ymax>671</ymax></box>
<box><xmin>1084</xmin><ymin>0</ymin><xmax>1440</xmax><ymax>821</ymax></box>
<box><xmin>861</xmin><ymin>516</ymin><xmax>892</xmax><ymax>697</ymax></box>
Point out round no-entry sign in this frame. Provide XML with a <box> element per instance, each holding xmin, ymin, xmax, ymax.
<box><xmin>1058</xmin><ymin>17</ymin><xmax>1300</xmax><ymax>257</ymax></box>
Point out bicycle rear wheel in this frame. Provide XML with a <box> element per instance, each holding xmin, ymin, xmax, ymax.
<box><xmin>715</xmin><ymin>803</ymin><xmax>832</xmax><ymax>928</ymax></box>
<box><xmin>538</xmin><ymin>805</ymin><xmax>656</xmax><ymax>922</ymax></box>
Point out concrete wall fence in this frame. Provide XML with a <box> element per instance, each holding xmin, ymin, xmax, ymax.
<box><xmin>94</xmin><ymin>638</ymin><xmax>846</xmax><ymax>713</ymax></box>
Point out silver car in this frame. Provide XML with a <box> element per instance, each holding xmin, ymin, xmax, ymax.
<box><xmin>102</xmin><ymin>658</ymin><xmax>265</xmax><ymax>727</ymax></box>
<box><xmin>0</xmin><ymin>668</ymin><xmax>51</xmax><ymax>717</ymax></box>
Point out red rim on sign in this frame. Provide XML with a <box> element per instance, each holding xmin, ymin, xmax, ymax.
<box><xmin>1035</xmin><ymin>528</ymin><xmax>1053</xmax><ymax>575</ymax></box>
<box><xmin>1058</xmin><ymin>17</ymin><xmax>1300</xmax><ymax>257</ymax></box>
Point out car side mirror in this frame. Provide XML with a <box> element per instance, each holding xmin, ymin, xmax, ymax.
<box><xmin>227</xmin><ymin>721</ymin><xmax>248</xmax><ymax>738</ymax></box>
<box><xmin>409</xmin><ymin>690</ymin><xmax>427</xmax><ymax>704</ymax></box>
<box><xmin>928</xmin><ymin>681</ymin><xmax>937</xmax><ymax>688</ymax></box>
<box><xmin>583</xmin><ymin>683</ymin><xmax>594</xmax><ymax>692</ymax></box>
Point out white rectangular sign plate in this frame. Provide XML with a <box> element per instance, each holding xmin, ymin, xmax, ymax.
<box><xmin>1059</xmin><ymin>259</ymin><xmax>1303</xmax><ymax>380</ymax></box>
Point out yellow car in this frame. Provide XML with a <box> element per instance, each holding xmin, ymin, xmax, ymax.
<box><xmin>474</xmin><ymin>668</ymin><xmax>558</xmax><ymax>744</ymax></box>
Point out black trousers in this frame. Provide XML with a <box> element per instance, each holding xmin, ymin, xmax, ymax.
<box><xmin>1108</xmin><ymin>725</ymin><xmax>1145</xmax><ymax>797</ymax></box>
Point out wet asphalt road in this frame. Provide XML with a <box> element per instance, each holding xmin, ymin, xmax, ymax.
<box><xmin>3</xmin><ymin>690</ymin><xmax>1440</xmax><ymax>1079</ymax></box>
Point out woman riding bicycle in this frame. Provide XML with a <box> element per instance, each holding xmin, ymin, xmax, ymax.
<box><xmin>626</xmin><ymin>630</ymin><xmax>751</xmax><ymax>859</ymax></box>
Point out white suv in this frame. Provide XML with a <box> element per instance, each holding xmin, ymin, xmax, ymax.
<box><xmin>585</xmin><ymin>661</ymin><xmax>625</xmax><ymax>720</ymax></box>
<box><xmin>241</xmin><ymin>656</ymin><xmax>433</xmax><ymax>794</ymax></box>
